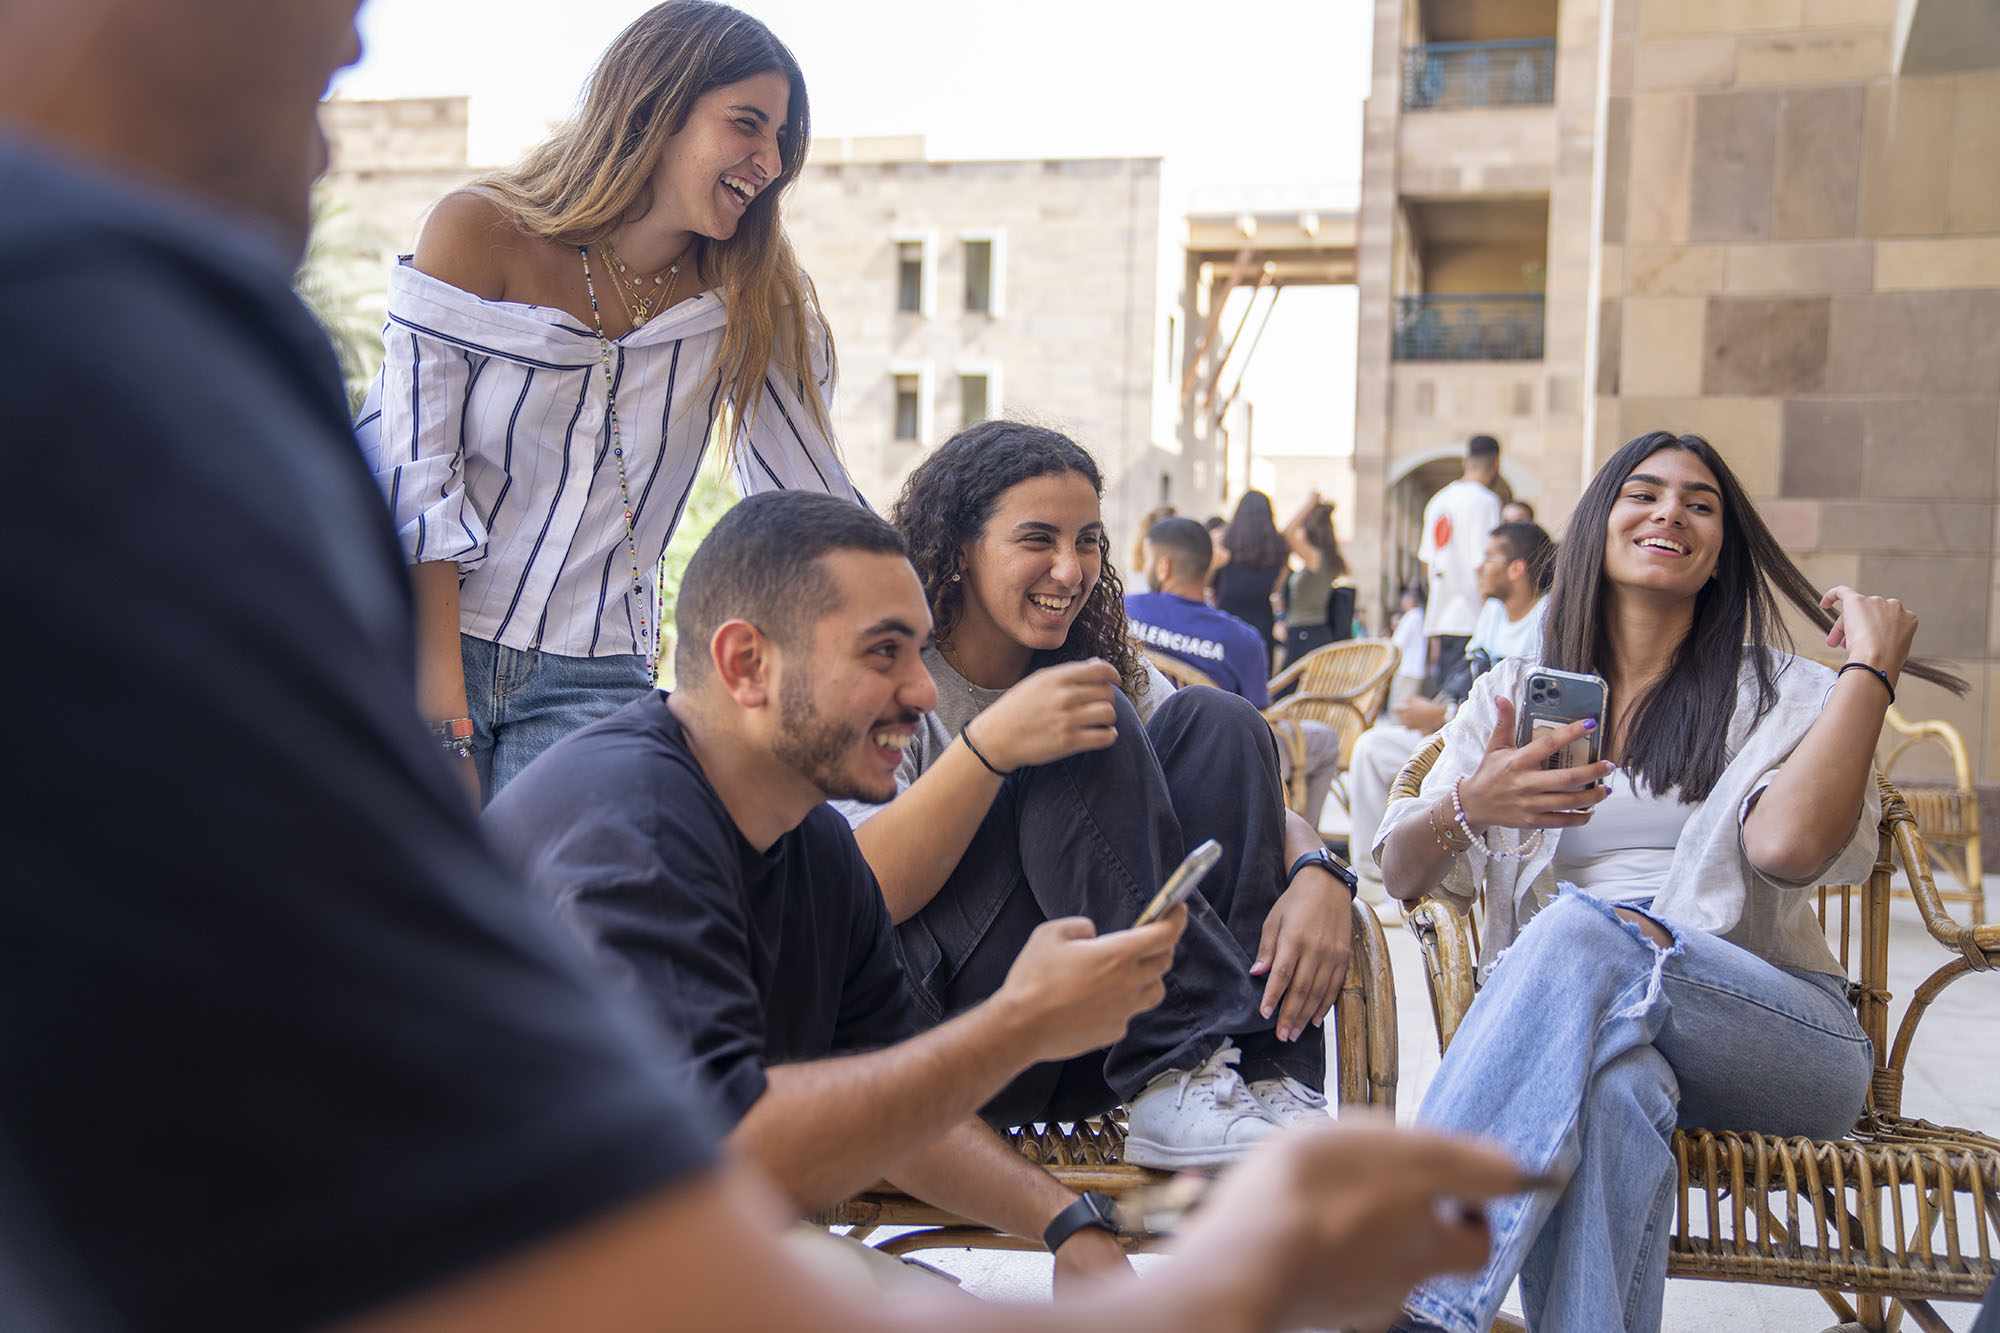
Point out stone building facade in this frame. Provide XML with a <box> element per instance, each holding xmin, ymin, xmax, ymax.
<box><xmin>785</xmin><ymin>139</ymin><xmax>1170</xmax><ymax>537</ymax></box>
<box><xmin>1357</xmin><ymin>0</ymin><xmax>2000</xmax><ymax>791</ymax></box>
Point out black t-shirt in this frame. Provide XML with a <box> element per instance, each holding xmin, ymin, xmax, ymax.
<box><xmin>484</xmin><ymin>692</ymin><xmax>919</xmax><ymax>1123</ymax></box>
<box><xmin>0</xmin><ymin>138</ymin><xmax>719</xmax><ymax>1333</ymax></box>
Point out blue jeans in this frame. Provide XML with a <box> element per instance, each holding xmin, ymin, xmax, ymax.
<box><xmin>460</xmin><ymin>635</ymin><xmax>651</xmax><ymax>802</ymax></box>
<box><xmin>897</xmin><ymin>686</ymin><xmax>1324</xmax><ymax>1126</ymax></box>
<box><xmin>1406</xmin><ymin>891</ymin><xmax>1873</xmax><ymax>1333</ymax></box>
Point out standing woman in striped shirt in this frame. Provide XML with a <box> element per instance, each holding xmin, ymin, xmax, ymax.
<box><xmin>356</xmin><ymin>1</ymin><xmax>859</xmax><ymax>802</ymax></box>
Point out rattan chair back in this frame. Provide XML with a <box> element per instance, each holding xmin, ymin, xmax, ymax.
<box><xmin>1142</xmin><ymin>648</ymin><xmax>1220</xmax><ymax>692</ymax></box>
<box><xmin>1880</xmin><ymin>705</ymin><xmax>1985</xmax><ymax>925</ymax></box>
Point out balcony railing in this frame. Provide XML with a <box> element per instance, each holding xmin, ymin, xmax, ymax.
<box><xmin>1393</xmin><ymin>294</ymin><xmax>1545</xmax><ymax>361</ymax></box>
<box><xmin>1403</xmin><ymin>39</ymin><xmax>1556</xmax><ymax>110</ymax></box>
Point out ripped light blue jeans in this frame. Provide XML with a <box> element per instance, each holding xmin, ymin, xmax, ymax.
<box><xmin>1406</xmin><ymin>891</ymin><xmax>1874</xmax><ymax>1333</ymax></box>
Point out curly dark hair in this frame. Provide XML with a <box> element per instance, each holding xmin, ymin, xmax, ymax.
<box><xmin>889</xmin><ymin>420</ymin><xmax>1147</xmax><ymax>701</ymax></box>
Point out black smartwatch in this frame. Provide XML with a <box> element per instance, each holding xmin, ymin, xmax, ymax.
<box><xmin>1043</xmin><ymin>1190</ymin><xmax>1121</xmax><ymax>1252</ymax></box>
<box><xmin>1288</xmin><ymin>847</ymin><xmax>1358</xmax><ymax>892</ymax></box>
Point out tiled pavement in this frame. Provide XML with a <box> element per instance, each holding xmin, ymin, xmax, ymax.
<box><xmin>874</xmin><ymin>876</ymin><xmax>2000</xmax><ymax>1331</ymax></box>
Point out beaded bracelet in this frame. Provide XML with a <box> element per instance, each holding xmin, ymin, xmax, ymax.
<box><xmin>1428</xmin><ymin>798</ymin><xmax>1471</xmax><ymax>855</ymax></box>
<box><xmin>1451</xmin><ymin>778</ymin><xmax>1545</xmax><ymax>862</ymax></box>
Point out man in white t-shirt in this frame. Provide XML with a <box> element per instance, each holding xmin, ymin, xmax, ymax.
<box><xmin>1417</xmin><ymin>435</ymin><xmax>1504</xmax><ymax>678</ymax></box>
<box><xmin>1349</xmin><ymin>521</ymin><xmax>1553</xmax><ymax>897</ymax></box>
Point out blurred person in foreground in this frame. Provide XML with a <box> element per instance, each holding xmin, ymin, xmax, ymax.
<box><xmin>0</xmin><ymin>1</ymin><xmax>1535</xmax><ymax>1330</ymax></box>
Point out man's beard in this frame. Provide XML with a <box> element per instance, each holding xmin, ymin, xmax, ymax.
<box><xmin>770</xmin><ymin>670</ymin><xmax>908</xmax><ymax>804</ymax></box>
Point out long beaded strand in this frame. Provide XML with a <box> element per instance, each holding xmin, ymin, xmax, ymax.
<box><xmin>579</xmin><ymin>245</ymin><xmax>655</xmax><ymax>682</ymax></box>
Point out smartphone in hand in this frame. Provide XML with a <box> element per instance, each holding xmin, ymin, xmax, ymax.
<box><xmin>1516</xmin><ymin>668</ymin><xmax>1607</xmax><ymax>812</ymax></box>
<box><xmin>1135</xmin><ymin>839</ymin><xmax>1223</xmax><ymax>927</ymax></box>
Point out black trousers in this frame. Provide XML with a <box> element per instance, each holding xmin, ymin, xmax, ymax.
<box><xmin>893</xmin><ymin>686</ymin><xmax>1326</xmax><ymax>1128</ymax></box>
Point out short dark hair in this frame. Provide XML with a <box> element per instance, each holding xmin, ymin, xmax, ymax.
<box><xmin>1490</xmin><ymin>520</ymin><xmax>1555</xmax><ymax>594</ymax></box>
<box><xmin>1467</xmin><ymin>434</ymin><xmax>1500</xmax><ymax>461</ymax></box>
<box><xmin>1146</xmin><ymin>516</ymin><xmax>1213</xmax><ymax>580</ymax></box>
<box><xmin>673</xmin><ymin>491</ymin><xmax>906</xmax><ymax>686</ymax></box>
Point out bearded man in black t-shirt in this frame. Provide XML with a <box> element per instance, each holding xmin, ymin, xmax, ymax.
<box><xmin>486</xmin><ymin>492</ymin><xmax>1188</xmax><ymax>1285</ymax></box>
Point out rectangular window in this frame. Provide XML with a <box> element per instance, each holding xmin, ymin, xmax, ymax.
<box><xmin>893</xmin><ymin>373</ymin><xmax>921</xmax><ymax>440</ymax></box>
<box><xmin>961</xmin><ymin>373</ymin><xmax>989</xmax><ymax>426</ymax></box>
<box><xmin>964</xmin><ymin>239</ymin><xmax>993</xmax><ymax>313</ymax></box>
<box><xmin>896</xmin><ymin>241</ymin><xmax>924</xmax><ymax>313</ymax></box>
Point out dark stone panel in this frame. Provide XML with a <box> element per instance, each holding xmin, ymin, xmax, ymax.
<box><xmin>1826</xmin><ymin>291</ymin><xmax>2000</xmax><ymax>396</ymax></box>
<box><xmin>1689</xmin><ymin>90</ymin><xmax>1780</xmax><ymax>243</ymax></box>
<box><xmin>1703</xmin><ymin>296</ymin><xmax>1830</xmax><ymax>396</ymax></box>
<box><xmin>1774</xmin><ymin>85</ymin><xmax>1866</xmax><ymax>241</ymax></box>
<box><xmin>1781</xmin><ymin>398</ymin><xmax>1864</xmax><ymax>497</ymax></box>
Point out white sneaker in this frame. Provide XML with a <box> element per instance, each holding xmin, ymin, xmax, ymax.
<box><xmin>1122</xmin><ymin>1042</ymin><xmax>1282</xmax><ymax>1168</ymax></box>
<box><xmin>1247</xmin><ymin>1074</ymin><xmax>1331</xmax><ymax>1126</ymax></box>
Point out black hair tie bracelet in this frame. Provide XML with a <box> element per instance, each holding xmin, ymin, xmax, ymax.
<box><xmin>1837</xmin><ymin>661</ymin><xmax>1895</xmax><ymax>706</ymax></box>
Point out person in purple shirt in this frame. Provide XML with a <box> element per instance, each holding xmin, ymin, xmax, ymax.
<box><xmin>1127</xmin><ymin>517</ymin><xmax>1340</xmax><ymax>821</ymax></box>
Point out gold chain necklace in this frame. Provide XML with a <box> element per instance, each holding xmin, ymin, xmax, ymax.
<box><xmin>599</xmin><ymin>238</ymin><xmax>690</xmax><ymax>327</ymax></box>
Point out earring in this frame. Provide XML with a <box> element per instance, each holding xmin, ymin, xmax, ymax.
<box><xmin>951</xmin><ymin>572</ymin><xmax>961</xmax><ymax>582</ymax></box>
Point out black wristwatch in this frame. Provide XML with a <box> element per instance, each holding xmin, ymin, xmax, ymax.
<box><xmin>1043</xmin><ymin>1190</ymin><xmax>1121</xmax><ymax>1252</ymax></box>
<box><xmin>1288</xmin><ymin>847</ymin><xmax>1358</xmax><ymax>892</ymax></box>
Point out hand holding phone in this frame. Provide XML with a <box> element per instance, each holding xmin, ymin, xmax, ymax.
<box><xmin>1136</xmin><ymin>839</ymin><xmax>1223</xmax><ymax>927</ymax></box>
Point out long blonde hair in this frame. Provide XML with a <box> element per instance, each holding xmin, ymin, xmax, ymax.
<box><xmin>472</xmin><ymin>1</ymin><xmax>833</xmax><ymax>444</ymax></box>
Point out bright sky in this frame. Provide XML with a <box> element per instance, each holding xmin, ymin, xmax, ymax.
<box><xmin>334</xmin><ymin>0</ymin><xmax>1368</xmax><ymax>463</ymax></box>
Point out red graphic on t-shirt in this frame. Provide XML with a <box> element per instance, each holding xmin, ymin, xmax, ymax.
<box><xmin>1431</xmin><ymin>513</ymin><xmax>1453</xmax><ymax>551</ymax></box>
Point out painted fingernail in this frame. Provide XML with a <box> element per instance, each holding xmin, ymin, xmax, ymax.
<box><xmin>1581</xmin><ymin>718</ymin><xmax>1598</xmax><ymax>731</ymax></box>
<box><xmin>1604</xmin><ymin>761</ymin><xmax>1618</xmax><ymax>771</ymax></box>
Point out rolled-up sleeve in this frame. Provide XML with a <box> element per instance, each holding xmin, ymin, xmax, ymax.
<box><xmin>730</xmin><ymin>302</ymin><xmax>864</xmax><ymax>506</ymax></box>
<box><xmin>357</xmin><ymin>319</ymin><xmax>490</xmax><ymax>568</ymax></box>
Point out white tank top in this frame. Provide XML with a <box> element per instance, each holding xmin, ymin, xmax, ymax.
<box><xmin>1552</xmin><ymin>769</ymin><xmax>1696</xmax><ymax>905</ymax></box>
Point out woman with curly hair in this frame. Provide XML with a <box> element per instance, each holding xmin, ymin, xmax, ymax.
<box><xmin>355</xmin><ymin>2</ymin><xmax>859</xmax><ymax>802</ymax></box>
<box><xmin>831</xmin><ymin>420</ymin><xmax>1357</xmax><ymax>1167</ymax></box>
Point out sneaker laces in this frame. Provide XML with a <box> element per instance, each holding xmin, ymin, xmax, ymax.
<box><xmin>1246</xmin><ymin>1074</ymin><xmax>1328</xmax><ymax>1122</ymax></box>
<box><xmin>1172</xmin><ymin>1041</ymin><xmax>1260</xmax><ymax>1114</ymax></box>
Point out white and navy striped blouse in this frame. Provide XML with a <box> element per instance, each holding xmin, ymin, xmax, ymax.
<box><xmin>354</xmin><ymin>259</ymin><xmax>861</xmax><ymax>659</ymax></box>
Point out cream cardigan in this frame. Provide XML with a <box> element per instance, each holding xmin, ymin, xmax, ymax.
<box><xmin>1375</xmin><ymin>649</ymin><xmax>1878</xmax><ymax>979</ymax></box>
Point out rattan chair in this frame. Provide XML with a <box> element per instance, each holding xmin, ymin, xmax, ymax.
<box><xmin>812</xmin><ymin>892</ymin><xmax>1402</xmax><ymax>1256</ymax></box>
<box><xmin>1880</xmin><ymin>706</ymin><xmax>1985</xmax><ymax>926</ymax></box>
<box><xmin>1262</xmin><ymin>639</ymin><xmax>1402</xmax><ymax>816</ymax></box>
<box><xmin>1389</xmin><ymin>735</ymin><xmax>2000</xmax><ymax>1331</ymax></box>
<box><xmin>1142</xmin><ymin>648</ymin><xmax>1219</xmax><ymax>692</ymax></box>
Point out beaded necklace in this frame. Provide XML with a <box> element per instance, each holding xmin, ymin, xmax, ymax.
<box><xmin>579</xmin><ymin>244</ymin><xmax>661</xmax><ymax>682</ymax></box>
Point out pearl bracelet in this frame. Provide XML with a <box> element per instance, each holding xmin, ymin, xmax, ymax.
<box><xmin>1451</xmin><ymin>778</ymin><xmax>1544</xmax><ymax>862</ymax></box>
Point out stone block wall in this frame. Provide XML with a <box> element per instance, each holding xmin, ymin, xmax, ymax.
<box><xmin>1597</xmin><ymin>0</ymin><xmax>2000</xmax><ymax>783</ymax></box>
<box><xmin>784</xmin><ymin>156</ymin><xmax>1166</xmax><ymax>544</ymax></box>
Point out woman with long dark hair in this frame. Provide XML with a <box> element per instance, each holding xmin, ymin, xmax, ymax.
<box><xmin>1211</xmin><ymin>490</ymin><xmax>1288</xmax><ymax>668</ymax></box>
<box><xmin>1376</xmin><ymin>431</ymin><xmax>1964</xmax><ymax>1333</ymax></box>
<box><xmin>1277</xmin><ymin>494</ymin><xmax>1353</xmax><ymax>667</ymax></box>
<box><xmin>356</xmin><ymin>2</ymin><xmax>858</xmax><ymax>801</ymax></box>
<box><xmin>833</xmin><ymin>421</ymin><xmax>1356</xmax><ymax>1167</ymax></box>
